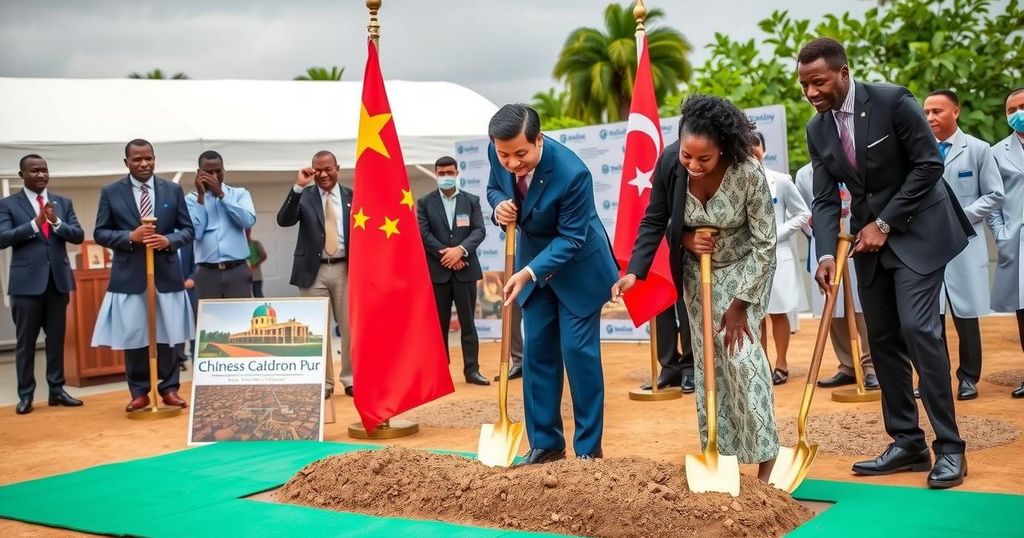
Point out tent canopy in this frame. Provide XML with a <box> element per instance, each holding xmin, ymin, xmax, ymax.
<box><xmin>0</xmin><ymin>77</ymin><xmax>498</xmax><ymax>177</ymax></box>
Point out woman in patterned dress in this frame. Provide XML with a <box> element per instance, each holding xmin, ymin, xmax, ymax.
<box><xmin>613</xmin><ymin>95</ymin><xmax>779</xmax><ymax>480</ymax></box>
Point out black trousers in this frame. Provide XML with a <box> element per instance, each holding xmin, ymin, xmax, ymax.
<box><xmin>940</xmin><ymin>292</ymin><xmax>982</xmax><ymax>383</ymax></box>
<box><xmin>11</xmin><ymin>278</ymin><xmax>69</xmax><ymax>400</ymax></box>
<box><xmin>654</xmin><ymin>298</ymin><xmax>694</xmax><ymax>379</ymax></box>
<box><xmin>124</xmin><ymin>344</ymin><xmax>180</xmax><ymax>398</ymax></box>
<box><xmin>859</xmin><ymin>247</ymin><xmax>964</xmax><ymax>454</ymax></box>
<box><xmin>196</xmin><ymin>263</ymin><xmax>253</xmax><ymax>299</ymax></box>
<box><xmin>434</xmin><ymin>279</ymin><xmax>480</xmax><ymax>376</ymax></box>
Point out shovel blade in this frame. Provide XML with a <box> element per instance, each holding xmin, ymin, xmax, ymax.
<box><xmin>476</xmin><ymin>420</ymin><xmax>525</xmax><ymax>467</ymax></box>
<box><xmin>685</xmin><ymin>451</ymin><xmax>741</xmax><ymax>496</ymax></box>
<box><xmin>768</xmin><ymin>441</ymin><xmax>818</xmax><ymax>493</ymax></box>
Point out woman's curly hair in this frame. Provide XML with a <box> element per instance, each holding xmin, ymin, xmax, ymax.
<box><xmin>677</xmin><ymin>94</ymin><xmax>756</xmax><ymax>166</ymax></box>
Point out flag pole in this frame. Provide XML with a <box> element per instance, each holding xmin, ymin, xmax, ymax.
<box><xmin>347</xmin><ymin>0</ymin><xmax>421</xmax><ymax>440</ymax></box>
<box><xmin>628</xmin><ymin>0</ymin><xmax>680</xmax><ymax>403</ymax></box>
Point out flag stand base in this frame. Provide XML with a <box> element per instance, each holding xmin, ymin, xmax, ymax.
<box><xmin>831</xmin><ymin>388</ymin><xmax>881</xmax><ymax>403</ymax></box>
<box><xmin>628</xmin><ymin>387</ymin><xmax>682</xmax><ymax>401</ymax></box>
<box><xmin>348</xmin><ymin>419</ymin><xmax>419</xmax><ymax>439</ymax></box>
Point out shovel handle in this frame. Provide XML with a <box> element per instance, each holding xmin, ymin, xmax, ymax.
<box><xmin>497</xmin><ymin>222</ymin><xmax>518</xmax><ymax>423</ymax></box>
<box><xmin>841</xmin><ymin>264</ymin><xmax>867</xmax><ymax>393</ymax></box>
<box><xmin>798</xmin><ymin>232</ymin><xmax>854</xmax><ymax>429</ymax></box>
<box><xmin>695</xmin><ymin>227</ymin><xmax>719</xmax><ymax>447</ymax></box>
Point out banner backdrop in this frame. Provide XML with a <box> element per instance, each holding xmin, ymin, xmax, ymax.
<box><xmin>456</xmin><ymin>105</ymin><xmax>787</xmax><ymax>340</ymax></box>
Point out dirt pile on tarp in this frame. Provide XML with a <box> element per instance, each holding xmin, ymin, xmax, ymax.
<box><xmin>278</xmin><ymin>447</ymin><xmax>812</xmax><ymax>537</ymax></box>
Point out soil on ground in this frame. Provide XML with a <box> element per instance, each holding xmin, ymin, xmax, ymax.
<box><xmin>277</xmin><ymin>446</ymin><xmax>813</xmax><ymax>538</ymax></box>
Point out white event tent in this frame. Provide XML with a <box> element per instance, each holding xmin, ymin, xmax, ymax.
<box><xmin>0</xmin><ymin>77</ymin><xmax>498</xmax><ymax>177</ymax></box>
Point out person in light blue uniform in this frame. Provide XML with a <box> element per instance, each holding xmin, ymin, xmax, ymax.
<box><xmin>486</xmin><ymin>104</ymin><xmax>618</xmax><ymax>463</ymax></box>
<box><xmin>185</xmin><ymin>150</ymin><xmax>256</xmax><ymax>299</ymax></box>
<box><xmin>92</xmin><ymin>139</ymin><xmax>195</xmax><ymax>413</ymax></box>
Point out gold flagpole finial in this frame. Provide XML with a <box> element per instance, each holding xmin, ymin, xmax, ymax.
<box><xmin>367</xmin><ymin>0</ymin><xmax>381</xmax><ymax>48</ymax></box>
<box><xmin>633</xmin><ymin>0</ymin><xmax>647</xmax><ymax>34</ymax></box>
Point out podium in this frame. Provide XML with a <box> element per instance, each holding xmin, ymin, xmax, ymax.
<box><xmin>64</xmin><ymin>243</ymin><xmax>125</xmax><ymax>386</ymax></box>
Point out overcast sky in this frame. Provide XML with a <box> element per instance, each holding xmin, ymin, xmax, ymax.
<box><xmin>0</xmin><ymin>0</ymin><xmax>882</xmax><ymax>104</ymax></box>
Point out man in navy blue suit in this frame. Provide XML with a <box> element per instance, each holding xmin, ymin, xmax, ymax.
<box><xmin>486</xmin><ymin>104</ymin><xmax>618</xmax><ymax>463</ymax></box>
<box><xmin>92</xmin><ymin>139</ymin><xmax>195</xmax><ymax>412</ymax></box>
<box><xmin>0</xmin><ymin>155</ymin><xmax>85</xmax><ymax>414</ymax></box>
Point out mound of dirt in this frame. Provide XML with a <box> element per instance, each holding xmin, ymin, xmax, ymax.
<box><xmin>777</xmin><ymin>411</ymin><xmax>1019</xmax><ymax>455</ymax></box>
<box><xmin>277</xmin><ymin>447</ymin><xmax>812</xmax><ymax>538</ymax></box>
<box><xmin>985</xmin><ymin>369</ymin><xmax>1024</xmax><ymax>387</ymax></box>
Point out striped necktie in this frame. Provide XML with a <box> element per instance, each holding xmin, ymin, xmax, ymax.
<box><xmin>139</xmin><ymin>183</ymin><xmax>152</xmax><ymax>218</ymax></box>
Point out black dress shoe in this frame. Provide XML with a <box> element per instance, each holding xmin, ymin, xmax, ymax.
<box><xmin>324</xmin><ymin>387</ymin><xmax>334</xmax><ymax>400</ymax></box>
<box><xmin>494</xmin><ymin>365</ymin><xmax>523</xmax><ymax>382</ymax></box>
<box><xmin>680</xmin><ymin>374</ymin><xmax>695</xmax><ymax>394</ymax></box>
<box><xmin>344</xmin><ymin>386</ymin><xmax>354</xmax><ymax>397</ymax></box>
<box><xmin>466</xmin><ymin>371</ymin><xmax>491</xmax><ymax>386</ymax></box>
<box><xmin>15</xmin><ymin>398</ymin><xmax>32</xmax><ymax>415</ymax></box>
<box><xmin>516</xmin><ymin>448</ymin><xmax>566</xmax><ymax>466</ymax></box>
<box><xmin>864</xmin><ymin>374</ymin><xmax>880</xmax><ymax>390</ymax></box>
<box><xmin>817</xmin><ymin>372</ymin><xmax>856</xmax><ymax>388</ymax></box>
<box><xmin>1012</xmin><ymin>380</ymin><xmax>1024</xmax><ymax>399</ymax></box>
<box><xmin>640</xmin><ymin>371</ymin><xmax>681</xmax><ymax>391</ymax></box>
<box><xmin>48</xmin><ymin>390</ymin><xmax>83</xmax><ymax>407</ymax></box>
<box><xmin>577</xmin><ymin>449</ymin><xmax>603</xmax><ymax>461</ymax></box>
<box><xmin>928</xmin><ymin>453</ymin><xmax>967</xmax><ymax>489</ymax></box>
<box><xmin>772</xmin><ymin>368</ymin><xmax>789</xmax><ymax>386</ymax></box>
<box><xmin>852</xmin><ymin>444</ymin><xmax>931</xmax><ymax>476</ymax></box>
<box><xmin>957</xmin><ymin>379</ymin><xmax>978</xmax><ymax>401</ymax></box>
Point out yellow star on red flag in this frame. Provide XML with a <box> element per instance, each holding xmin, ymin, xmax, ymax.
<box><xmin>400</xmin><ymin>189</ymin><xmax>414</xmax><ymax>210</ymax></box>
<box><xmin>353</xmin><ymin>208</ymin><xmax>370</xmax><ymax>229</ymax></box>
<box><xmin>357</xmin><ymin>105</ymin><xmax>392</xmax><ymax>160</ymax></box>
<box><xmin>379</xmin><ymin>216</ymin><xmax>400</xmax><ymax>238</ymax></box>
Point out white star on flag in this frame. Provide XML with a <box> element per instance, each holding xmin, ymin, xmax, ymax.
<box><xmin>627</xmin><ymin>166</ymin><xmax>654</xmax><ymax>197</ymax></box>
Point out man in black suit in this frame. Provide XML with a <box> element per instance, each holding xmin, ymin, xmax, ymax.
<box><xmin>92</xmin><ymin>139</ymin><xmax>195</xmax><ymax>412</ymax></box>
<box><xmin>799</xmin><ymin>38</ymin><xmax>970</xmax><ymax>488</ymax></box>
<box><xmin>416</xmin><ymin>156</ymin><xmax>489</xmax><ymax>385</ymax></box>
<box><xmin>277</xmin><ymin>150</ymin><xmax>353</xmax><ymax>397</ymax></box>
<box><xmin>0</xmin><ymin>155</ymin><xmax>84</xmax><ymax>414</ymax></box>
<box><xmin>176</xmin><ymin>240</ymin><xmax>198</xmax><ymax>370</ymax></box>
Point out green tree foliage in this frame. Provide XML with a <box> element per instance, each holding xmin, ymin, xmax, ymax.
<box><xmin>128</xmin><ymin>69</ymin><xmax>188</xmax><ymax>80</ymax></box>
<box><xmin>553</xmin><ymin>3</ymin><xmax>691</xmax><ymax>124</ymax></box>
<box><xmin>691</xmin><ymin>0</ymin><xmax>1024</xmax><ymax>173</ymax></box>
<box><xmin>294</xmin><ymin>66</ymin><xmax>345</xmax><ymax>81</ymax></box>
<box><xmin>531</xmin><ymin>87</ymin><xmax>587</xmax><ymax>131</ymax></box>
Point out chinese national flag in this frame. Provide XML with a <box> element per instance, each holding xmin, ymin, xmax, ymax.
<box><xmin>612</xmin><ymin>35</ymin><xmax>678</xmax><ymax>327</ymax></box>
<box><xmin>349</xmin><ymin>40</ymin><xmax>454</xmax><ymax>432</ymax></box>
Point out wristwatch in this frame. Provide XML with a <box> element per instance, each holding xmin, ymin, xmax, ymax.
<box><xmin>875</xmin><ymin>218</ymin><xmax>891</xmax><ymax>234</ymax></box>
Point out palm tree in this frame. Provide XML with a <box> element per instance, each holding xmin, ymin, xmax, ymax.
<box><xmin>553</xmin><ymin>3</ymin><xmax>691</xmax><ymax>124</ymax></box>
<box><xmin>294</xmin><ymin>66</ymin><xmax>345</xmax><ymax>81</ymax></box>
<box><xmin>128</xmin><ymin>69</ymin><xmax>188</xmax><ymax>80</ymax></box>
<box><xmin>531</xmin><ymin>87</ymin><xmax>570</xmax><ymax>121</ymax></box>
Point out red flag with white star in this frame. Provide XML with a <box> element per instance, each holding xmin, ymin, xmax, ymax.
<box><xmin>349</xmin><ymin>40</ymin><xmax>454</xmax><ymax>431</ymax></box>
<box><xmin>612</xmin><ymin>35</ymin><xmax>678</xmax><ymax>327</ymax></box>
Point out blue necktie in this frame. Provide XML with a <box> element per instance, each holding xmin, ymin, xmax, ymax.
<box><xmin>939</xmin><ymin>141</ymin><xmax>951</xmax><ymax>160</ymax></box>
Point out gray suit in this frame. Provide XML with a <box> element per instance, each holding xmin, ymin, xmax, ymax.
<box><xmin>938</xmin><ymin>129</ymin><xmax>1003</xmax><ymax>384</ymax></box>
<box><xmin>989</xmin><ymin>133</ymin><xmax>1024</xmax><ymax>313</ymax></box>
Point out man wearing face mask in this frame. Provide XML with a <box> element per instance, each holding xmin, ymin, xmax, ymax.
<box><xmin>277</xmin><ymin>150</ymin><xmax>354</xmax><ymax>398</ymax></box>
<box><xmin>416</xmin><ymin>156</ymin><xmax>489</xmax><ymax>385</ymax></box>
<box><xmin>989</xmin><ymin>87</ymin><xmax>1024</xmax><ymax>399</ymax></box>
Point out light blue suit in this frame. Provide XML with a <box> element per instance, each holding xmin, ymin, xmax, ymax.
<box><xmin>486</xmin><ymin>136</ymin><xmax>618</xmax><ymax>456</ymax></box>
<box><xmin>990</xmin><ymin>133</ymin><xmax>1024</xmax><ymax>312</ymax></box>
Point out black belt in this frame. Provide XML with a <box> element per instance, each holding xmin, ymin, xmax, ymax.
<box><xmin>320</xmin><ymin>257</ymin><xmax>346</xmax><ymax>265</ymax></box>
<box><xmin>197</xmin><ymin>259</ymin><xmax>247</xmax><ymax>270</ymax></box>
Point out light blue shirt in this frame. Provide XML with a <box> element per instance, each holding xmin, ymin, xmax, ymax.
<box><xmin>439</xmin><ymin>187</ymin><xmax>459</xmax><ymax>227</ymax></box>
<box><xmin>185</xmin><ymin>183</ymin><xmax>256</xmax><ymax>263</ymax></box>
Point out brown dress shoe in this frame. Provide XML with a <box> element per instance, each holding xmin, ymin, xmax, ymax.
<box><xmin>161</xmin><ymin>391</ymin><xmax>188</xmax><ymax>408</ymax></box>
<box><xmin>125</xmin><ymin>395</ymin><xmax>150</xmax><ymax>412</ymax></box>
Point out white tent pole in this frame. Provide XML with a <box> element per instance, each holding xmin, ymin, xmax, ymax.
<box><xmin>171</xmin><ymin>171</ymin><xmax>183</xmax><ymax>184</ymax></box>
<box><xmin>413</xmin><ymin>164</ymin><xmax>435</xmax><ymax>180</ymax></box>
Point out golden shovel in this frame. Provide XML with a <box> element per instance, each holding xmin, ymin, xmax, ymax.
<box><xmin>477</xmin><ymin>222</ymin><xmax>526</xmax><ymax>467</ymax></box>
<box><xmin>685</xmin><ymin>227</ymin><xmax>740</xmax><ymax>496</ymax></box>
<box><xmin>769</xmin><ymin>232</ymin><xmax>854</xmax><ymax>492</ymax></box>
